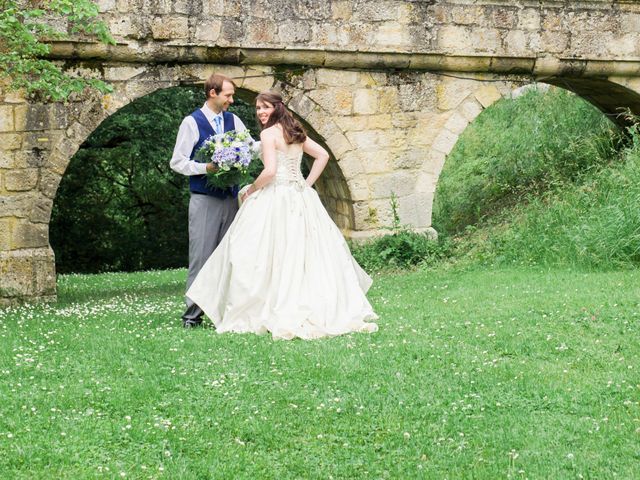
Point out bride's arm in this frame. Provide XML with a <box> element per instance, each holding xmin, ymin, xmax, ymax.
<box><xmin>303</xmin><ymin>137</ymin><xmax>330</xmax><ymax>187</ymax></box>
<box><xmin>245</xmin><ymin>129</ymin><xmax>277</xmax><ymax>196</ymax></box>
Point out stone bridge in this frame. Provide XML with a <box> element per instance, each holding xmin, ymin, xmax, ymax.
<box><xmin>2</xmin><ymin>0</ymin><xmax>640</xmax><ymax>304</ymax></box>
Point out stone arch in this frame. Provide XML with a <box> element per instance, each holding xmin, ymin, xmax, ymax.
<box><xmin>413</xmin><ymin>75</ymin><xmax>523</xmax><ymax>229</ymax></box>
<box><xmin>2</xmin><ymin>63</ymin><xmax>378</xmax><ymax>304</ymax></box>
<box><xmin>424</xmin><ymin>75</ymin><xmax>635</xmax><ymax>231</ymax></box>
<box><xmin>44</xmin><ymin>64</ymin><xmax>361</xmax><ymax>237</ymax></box>
<box><xmin>540</xmin><ymin>77</ymin><xmax>640</xmax><ymax>128</ymax></box>
<box><xmin>3</xmin><ymin>64</ymin><xmax>365</xmax><ymax>303</ymax></box>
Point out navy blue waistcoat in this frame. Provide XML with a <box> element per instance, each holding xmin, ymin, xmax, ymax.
<box><xmin>189</xmin><ymin>109</ymin><xmax>238</xmax><ymax>198</ymax></box>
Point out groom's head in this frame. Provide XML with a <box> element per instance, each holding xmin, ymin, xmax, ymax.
<box><xmin>205</xmin><ymin>73</ymin><xmax>236</xmax><ymax>112</ymax></box>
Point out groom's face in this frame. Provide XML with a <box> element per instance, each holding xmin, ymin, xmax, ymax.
<box><xmin>210</xmin><ymin>81</ymin><xmax>235</xmax><ymax>111</ymax></box>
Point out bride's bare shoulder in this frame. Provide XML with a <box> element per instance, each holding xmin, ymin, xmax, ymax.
<box><xmin>260</xmin><ymin>124</ymin><xmax>284</xmax><ymax>139</ymax></box>
<box><xmin>260</xmin><ymin>125</ymin><xmax>280</xmax><ymax>135</ymax></box>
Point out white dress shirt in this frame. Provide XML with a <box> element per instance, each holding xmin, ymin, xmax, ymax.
<box><xmin>170</xmin><ymin>103</ymin><xmax>249</xmax><ymax>176</ymax></box>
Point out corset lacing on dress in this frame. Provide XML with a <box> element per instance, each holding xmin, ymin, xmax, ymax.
<box><xmin>273</xmin><ymin>150</ymin><xmax>306</xmax><ymax>191</ymax></box>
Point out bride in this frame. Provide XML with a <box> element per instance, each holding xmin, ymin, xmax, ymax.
<box><xmin>186</xmin><ymin>90</ymin><xmax>378</xmax><ymax>340</ymax></box>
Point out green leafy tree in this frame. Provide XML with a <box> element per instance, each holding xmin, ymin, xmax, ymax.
<box><xmin>0</xmin><ymin>0</ymin><xmax>114</xmax><ymax>100</ymax></box>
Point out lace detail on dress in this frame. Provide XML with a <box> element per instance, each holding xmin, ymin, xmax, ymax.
<box><xmin>273</xmin><ymin>148</ymin><xmax>306</xmax><ymax>190</ymax></box>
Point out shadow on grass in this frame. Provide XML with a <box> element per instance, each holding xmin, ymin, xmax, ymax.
<box><xmin>56</xmin><ymin>269</ymin><xmax>186</xmax><ymax>305</ymax></box>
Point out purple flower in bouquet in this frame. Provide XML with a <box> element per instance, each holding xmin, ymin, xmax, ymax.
<box><xmin>195</xmin><ymin>130</ymin><xmax>260</xmax><ymax>189</ymax></box>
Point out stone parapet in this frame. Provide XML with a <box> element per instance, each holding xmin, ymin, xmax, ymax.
<box><xmin>42</xmin><ymin>1</ymin><xmax>640</xmax><ymax>62</ymax></box>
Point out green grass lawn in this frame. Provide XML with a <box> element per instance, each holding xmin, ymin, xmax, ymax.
<box><xmin>1</xmin><ymin>267</ymin><xmax>639</xmax><ymax>479</ymax></box>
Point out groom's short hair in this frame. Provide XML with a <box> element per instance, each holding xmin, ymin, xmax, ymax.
<box><xmin>205</xmin><ymin>73</ymin><xmax>235</xmax><ymax>98</ymax></box>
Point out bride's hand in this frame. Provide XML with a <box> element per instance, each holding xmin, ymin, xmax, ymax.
<box><xmin>241</xmin><ymin>184</ymin><xmax>255</xmax><ymax>203</ymax></box>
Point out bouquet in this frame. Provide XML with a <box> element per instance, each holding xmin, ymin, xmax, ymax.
<box><xmin>194</xmin><ymin>130</ymin><xmax>261</xmax><ymax>189</ymax></box>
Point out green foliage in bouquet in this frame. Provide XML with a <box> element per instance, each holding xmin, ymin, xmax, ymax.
<box><xmin>194</xmin><ymin>130</ymin><xmax>261</xmax><ymax>189</ymax></box>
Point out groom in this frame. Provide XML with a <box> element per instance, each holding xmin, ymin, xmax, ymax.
<box><xmin>170</xmin><ymin>73</ymin><xmax>250</xmax><ymax>328</ymax></box>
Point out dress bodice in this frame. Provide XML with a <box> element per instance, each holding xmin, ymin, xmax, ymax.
<box><xmin>274</xmin><ymin>146</ymin><xmax>305</xmax><ymax>189</ymax></box>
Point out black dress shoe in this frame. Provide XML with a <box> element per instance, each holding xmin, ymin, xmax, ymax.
<box><xmin>182</xmin><ymin>319</ymin><xmax>203</xmax><ymax>328</ymax></box>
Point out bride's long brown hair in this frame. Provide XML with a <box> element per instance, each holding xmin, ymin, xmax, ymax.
<box><xmin>256</xmin><ymin>91</ymin><xmax>307</xmax><ymax>145</ymax></box>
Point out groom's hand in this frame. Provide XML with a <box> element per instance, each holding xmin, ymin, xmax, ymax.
<box><xmin>205</xmin><ymin>162</ymin><xmax>217</xmax><ymax>173</ymax></box>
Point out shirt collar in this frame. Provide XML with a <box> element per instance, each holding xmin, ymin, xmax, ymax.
<box><xmin>202</xmin><ymin>103</ymin><xmax>224</xmax><ymax>123</ymax></box>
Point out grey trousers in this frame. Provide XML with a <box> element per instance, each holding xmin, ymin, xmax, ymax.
<box><xmin>182</xmin><ymin>193</ymin><xmax>239</xmax><ymax>322</ymax></box>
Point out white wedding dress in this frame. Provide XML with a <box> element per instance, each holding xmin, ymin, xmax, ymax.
<box><xmin>186</xmin><ymin>143</ymin><xmax>378</xmax><ymax>340</ymax></box>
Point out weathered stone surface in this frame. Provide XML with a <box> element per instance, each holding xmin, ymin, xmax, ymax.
<box><xmin>353</xmin><ymin>89</ymin><xmax>378</xmax><ymax>115</ymax></box>
<box><xmin>437</xmin><ymin>25</ymin><xmax>472</xmax><ymax>51</ymax></box>
<box><xmin>607</xmin><ymin>35</ymin><xmax>640</xmax><ymax>57</ymax></box>
<box><xmin>490</xmin><ymin>8</ymin><xmax>518</xmax><ymax>29</ymax></box>
<box><xmin>307</xmin><ymin>88</ymin><xmax>353</xmax><ymax>116</ymax></box>
<box><xmin>428</xmin><ymin>150</ymin><xmax>447</xmax><ymax>178</ymax></box>
<box><xmin>621</xmin><ymin>14</ymin><xmax>640</xmax><ymax>33</ymax></box>
<box><xmin>370</xmin><ymin>171</ymin><xmax>416</xmax><ymax>199</ymax></box>
<box><xmin>347</xmin><ymin>176</ymin><xmax>370</xmax><ymax>202</ymax></box>
<box><xmin>34</xmin><ymin>249</ymin><xmax>56</xmax><ymax>296</ymax></box>
<box><xmin>109</xmin><ymin>16</ymin><xmax>136</xmax><ymax>36</ymax></box>
<box><xmin>0</xmin><ymin>133</ymin><xmax>21</xmax><ymax>150</ymax></box>
<box><xmin>376</xmin><ymin>23</ymin><xmax>410</xmax><ymax>47</ymax></box>
<box><xmin>470</xmin><ymin>29</ymin><xmax>502</xmax><ymax>54</ymax></box>
<box><xmin>0</xmin><ymin>105</ymin><xmax>14</xmax><ymax>132</ymax></box>
<box><xmin>505</xmin><ymin>30</ymin><xmax>528</xmax><ymax>55</ymax></box>
<box><xmin>391</xmin><ymin>148</ymin><xmax>425</xmax><ymax>170</ymax></box>
<box><xmin>0</xmin><ymin>150</ymin><xmax>17</xmax><ymax>169</ymax></box>
<box><xmin>104</xmin><ymin>66</ymin><xmax>146</xmax><ymax>82</ymax></box>
<box><xmin>437</xmin><ymin>78</ymin><xmax>475</xmax><ymax>111</ymax></box>
<box><xmin>443</xmin><ymin>111</ymin><xmax>469</xmax><ymax>135</ymax></box>
<box><xmin>1</xmin><ymin>89</ymin><xmax>27</xmax><ymax>104</ymax></box>
<box><xmin>195</xmin><ymin>20</ymin><xmax>222</xmax><ymax>42</ymax></box>
<box><xmin>0</xmin><ymin>193</ymin><xmax>35</xmax><ymax>218</ymax></box>
<box><xmin>16</xmin><ymin>145</ymin><xmax>52</xmax><ymax>169</ymax></box>
<box><xmin>352</xmin><ymin>199</ymin><xmax>379</xmax><ymax>229</ymax></box>
<box><xmin>345</xmin><ymin>130</ymin><xmax>380</xmax><ymax>150</ymax></box>
<box><xmin>398</xmin><ymin>81</ymin><xmax>436</xmax><ymax>112</ymax></box>
<box><xmin>541</xmin><ymin>31</ymin><xmax>569</xmax><ymax>53</ymax></box>
<box><xmin>331</xmin><ymin>1</ymin><xmax>351</xmax><ymax>20</ymax></box>
<box><xmin>97</xmin><ymin>0</ymin><xmax>116</xmax><ymax>13</ymax></box>
<box><xmin>0</xmin><ymin>252</ymin><xmax>34</xmax><ymax>296</ymax></box>
<box><xmin>151</xmin><ymin>16</ymin><xmax>189</xmax><ymax>40</ymax></box>
<box><xmin>316</xmin><ymin>69</ymin><xmax>361</xmax><ymax>87</ymax></box>
<box><xmin>0</xmin><ymin>218</ymin><xmax>12</xmax><ymax>250</ymax></box>
<box><xmin>459</xmin><ymin>99</ymin><xmax>484</xmax><ymax>122</ymax></box>
<box><xmin>4</xmin><ymin>169</ymin><xmax>38</xmax><ymax>192</ymax></box>
<box><xmin>336</xmin><ymin>152</ymin><xmax>365</xmax><ymax>177</ymax></box>
<box><xmin>0</xmin><ymin>248</ymin><xmax>55</xmax><ymax>299</ymax></box>
<box><xmin>11</xmin><ymin>221</ymin><xmax>48</xmax><ymax>249</ymax></box>
<box><xmin>39</xmin><ymin>170</ymin><xmax>62</xmax><ymax>199</ymax></box>
<box><xmin>474</xmin><ymin>85</ymin><xmax>502</xmax><ymax>108</ymax></box>
<box><xmin>432</xmin><ymin>129</ymin><xmax>459</xmax><ymax>156</ymax></box>
<box><xmin>352</xmin><ymin>0</ymin><xmax>397</xmax><ymax>22</ymax></box>
<box><xmin>518</xmin><ymin>9</ymin><xmax>541</xmax><ymax>30</ymax></box>
<box><xmin>29</xmin><ymin>197</ymin><xmax>53</xmax><ymax>224</ymax></box>
<box><xmin>451</xmin><ymin>6</ymin><xmax>483</xmax><ymax>25</ymax></box>
<box><xmin>325</xmin><ymin>132</ymin><xmax>354</xmax><ymax>158</ymax></box>
<box><xmin>174</xmin><ymin>0</ymin><xmax>203</xmax><ymax>15</ymax></box>
<box><xmin>240</xmin><ymin>73</ymin><xmax>275</xmax><ymax>94</ymax></box>
<box><xmin>288</xmin><ymin>93</ymin><xmax>316</xmax><ymax>119</ymax></box>
<box><xmin>378</xmin><ymin>88</ymin><xmax>399</xmax><ymax>114</ymax></box>
<box><xmin>278</xmin><ymin>20</ymin><xmax>311</xmax><ymax>43</ymax></box>
<box><xmin>361</xmin><ymin>152</ymin><xmax>390</xmax><ymax>174</ymax></box>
